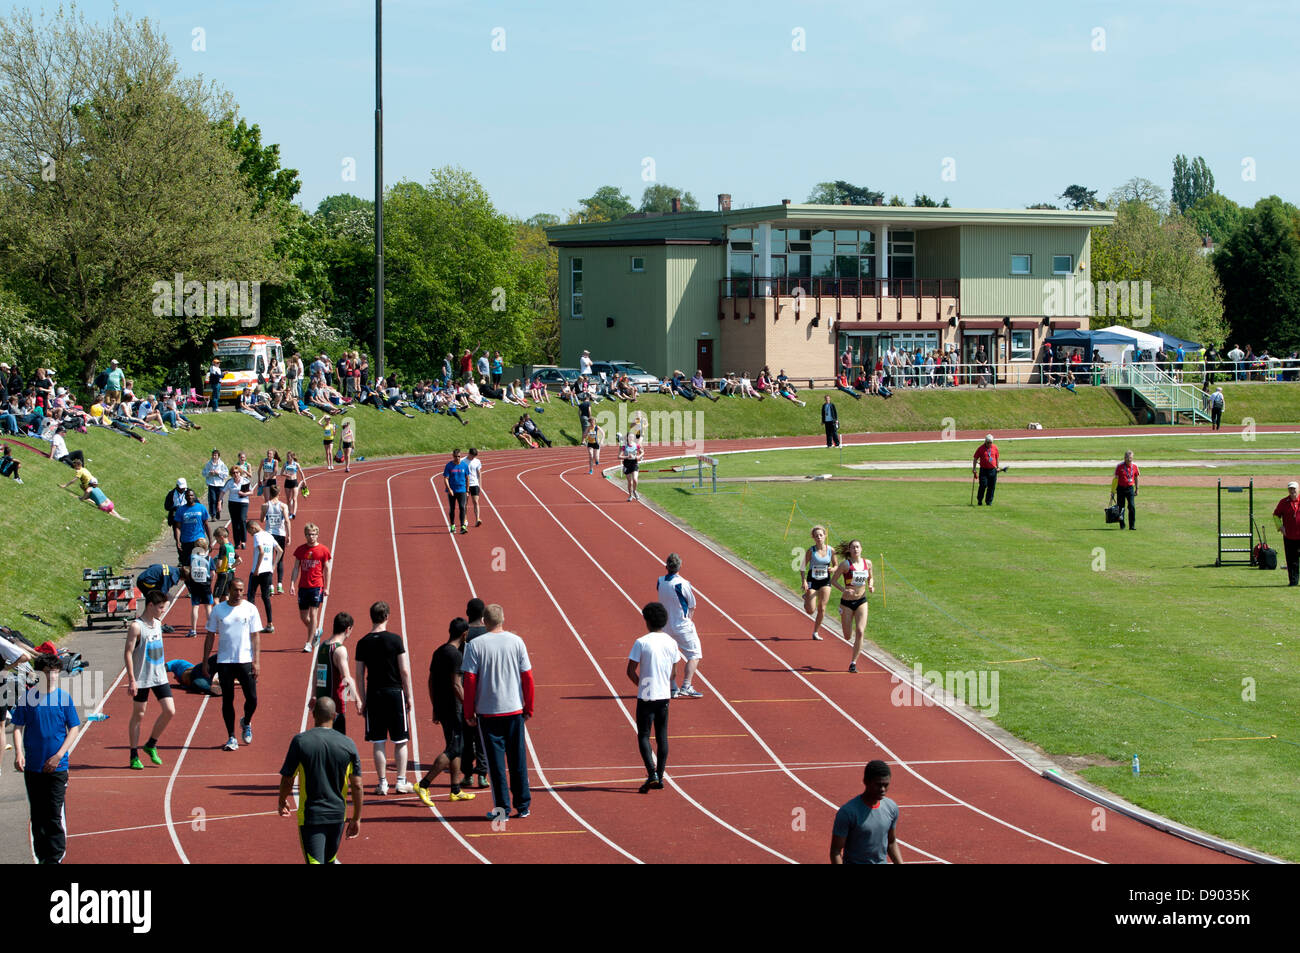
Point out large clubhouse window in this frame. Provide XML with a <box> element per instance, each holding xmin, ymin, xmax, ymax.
<box><xmin>570</xmin><ymin>257</ymin><xmax>583</xmax><ymax>318</ymax></box>
<box><xmin>727</xmin><ymin>227</ymin><xmax>876</xmax><ymax>281</ymax></box>
<box><xmin>1011</xmin><ymin>254</ymin><xmax>1032</xmax><ymax>275</ymax></box>
<box><xmin>1052</xmin><ymin>255</ymin><xmax>1073</xmax><ymax>274</ymax></box>
<box><xmin>1010</xmin><ymin>329</ymin><xmax>1033</xmax><ymax>360</ymax></box>
<box><xmin>889</xmin><ymin>231</ymin><xmax>915</xmax><ymax>280</ymax></box>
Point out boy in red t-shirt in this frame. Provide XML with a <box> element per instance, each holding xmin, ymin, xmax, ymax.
<box><xmin>289</xmin><ymin>522</ymin><xmax>334</xmax><ymax>653</ymax></box>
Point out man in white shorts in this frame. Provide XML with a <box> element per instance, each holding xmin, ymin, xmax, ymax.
<box><xmin>656</xmin><ymin>553</ymin><xmax>703</xmax><ymax>697</ymax></box>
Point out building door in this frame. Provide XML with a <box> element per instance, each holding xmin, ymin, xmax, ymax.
<box><xmin>696</xmin><ymin>339</ymin><xmax>714</xmax><ymax>379</ymax></box>
<box><xmin>963</xmin><ymin>333</ymin><xmax>991</xmax><ymax>384</ymax></box>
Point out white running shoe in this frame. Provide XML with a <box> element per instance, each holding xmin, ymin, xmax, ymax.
<box><xmin>376</xmin><ymin>778</ymin><xmax>389</xmax><ymax>796</ymax></box>
<box><xmin>395</xmin><ymin>778</ymin><xmax>414</xmax><ymax>795</ymax></box>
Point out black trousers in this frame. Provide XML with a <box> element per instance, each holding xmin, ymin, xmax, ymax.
<box><xmin>228</xmin><ymin>501</ymin><xmax>248</xmax><ymax>547</ymax></box>
<box><xmin>217</xmin><ymin>662</ymin><xmax>258</xmax><ymax>735</ymax></box>
<box><xmin>635</xmin><ymin>698</ymin><xmax>670</xmax><ymax>780</ymax></box>
<box><xmin>249</xmin><ymin>571</ymin><xmax>273</xmax><ymax>624</ymax></box>
<box><xmin>1284</xmin><ymin>537</ymin><xmax>1300</xmax><ymax>586</ymax></box>
<box><xmin>1117</xmin><ymin>485</ymin><xmax>1136</xmax><ymax>529</ymax></box>
<box><xmin>977</xmin><ymin>468</ymin><xmax>998</xmax><ymax>505</ymax></box>
<box><xmin>824</xmin><ymin>420</ymin><xmax>840</xmax><ymax>447</ymax></box>
<box><xmin>446</xmin><ymin>491</ymin><xmax>467</xmax><ymax>527</ymax></box>
<box><xmin>24</xmin><ymin>771</ymin><xmax>68</xmax><ymax>864</ymax></box>
<box><xmin>207</xmin><ymin>486</ymin><xmax>223</xmax><ymax>517</ymax></box>
<box><xmin>1211</xmin><ymin>407</ymin><xmax>1222</xmax><ymax>430</ymax></box>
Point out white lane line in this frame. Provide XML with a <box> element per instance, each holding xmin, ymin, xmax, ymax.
<box><xmin>508</xmin><ymin>459</ymin><xmax>938</xmax><ymax>859</ymax></box>
<box><xmin>388</xmin><ymin>466</ymin><xmax>490</xmax><ymax>864</ymax></box>
<box><xmin>557</xmin><ymin>462</ymin><xmax>1105</xmax><ymax>863</ymax></box>
<box><xmin>429</xmin><ymin>471</ymin><xmax>642</xmax><ymax>864</ymax></box>
<box><xmin>162</xmin><ymin>695</ymin><xmax>209</xmax><ymax>864</ymax></box>
<box><xmin>463</xmin><ymin>472</ymin><xmax>801</xmax><ymax>864</ymax></box>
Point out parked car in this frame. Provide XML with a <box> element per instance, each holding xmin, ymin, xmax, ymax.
<box><xmin>529</xmin><ymin>366</ymin><xmax>582</xmax><ymax>389</ymax></box>
<box><xmin>590</xmin><ymin>360</ymin><xmax>659</xmax><ymax>392</ymax></box>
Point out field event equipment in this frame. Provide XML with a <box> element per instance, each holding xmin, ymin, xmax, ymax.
<box><xmin>1215</xmin><ymin>480</ymin><xmax>1256</xmax><ymax>567</ymax></box>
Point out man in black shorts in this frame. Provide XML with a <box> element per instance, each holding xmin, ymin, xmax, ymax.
<box><xmin>278</xmin><ymin>697</ymin><xmax>363</xmax><ymax>864</ymax></box>
<box><xmin>124</xmin><ymin>590</ymin><xmax>176</xmax><ymax>770</ymax></box>
<box><xmin>355</xmin><ymin>601</ymin><xmax>415</xmax><ymax>796</ymax></box>
<box><xmin>315</xmin><ymin>612</ymin><xmax>359</xmax><ymax>735</ymax></box>
<box><xmin>461</xmin><ymin>598</ymin><xmax>489</xmax><ymax>788</ymax></box>
<box><xmin>415</xmin><ymin>618</ymin><xmax>477</xmax><ymax>806</ymax></box>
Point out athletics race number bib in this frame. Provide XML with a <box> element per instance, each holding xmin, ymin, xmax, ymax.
<box><xmin>314</xmin><ymin>661</ymin><xmax>329</xmax><ymax>690</ymax></box>
<box><xmin>810</xmin><ymin>566</ymin><xmax>829</xmax><ymax>581</ymax></box>
<box><xmin>851</xmin><ymin>570</ymin><xmax>869</xmax><ymax>587</ymax></box>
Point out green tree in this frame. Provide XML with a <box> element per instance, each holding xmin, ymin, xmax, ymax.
<box><xmin>525</xmin><ymin>212</ymin><xmax>560</xmax><ymax>228</ymax></box>
<box><xmin>571</xmin><ymin>185</ymin><xmax>635</xmax><ymax>223</ymax></box>
<box><xmin>316</xmin><ymin>193</ymin><xmax>373</xmax><ymax>228</ymax></box>
<box><xmin>219</xmin><ymin>117</ymin><xmax>302</xmax><ymax>213</ymax></box>
<box><xmin>1108</xmin><ymin>177</ymin><xmax>1167</xmax><ymax>213</ymax></box>
<box><xmin>1171</xmin><ymin>155</ymin><xmax>1215</xmax><ymax>215</ymax></box>
<box><xmin>1091</xmin><ymin>201</ymin><xmax>1226</xmax><ymax>347</ymax></box>
<box><xmin>382</xmin><ymin>167</ymin><xmax>547</xmax><ymax>375</ymax></box>
<box><xmin>0</xmin><ymin>6</ymin><xmax>280</xmax><ymax>380</ymax></box>
<box><xmin>807</xmin><ymin>181</ymin><xmax>884</xmax><ymax>205</ymax></box>
<box><xmin>1214</xmin><ymin>196</ymin><xmax>1300</xmax><ymax>351</ymax></box>
<box><xmin>1027</xmin><ymin>203</ymin><xmax>1060</xmax><ymax>210</ymax></box>
<box><xmin>1184</xmin><ymin>192</ymin><xmax>1244</xmax><ymax>246</ymax></box>
<box><xmin>912</xmin><ymin>194</ymin><xmax>950</xmax><ymax>207</ymax></box>
<box><xmin>886</xmin><ymin>195</ymin><xmax>907</xmax><ymax>207</ymax></box>
<box><xmin>1059</xmin><ymin>185</ymin><xmax>1100</xmax><ymax>210</ymax></box>
<box><xmin>513</xmin><ymin>218</ymin><xmax>560</xmax><ymax>362</ymax></box>
<box><xmin>639</xmin><ymin>184</ymin><xmax>699</xmax><ymax>213</ymax></box>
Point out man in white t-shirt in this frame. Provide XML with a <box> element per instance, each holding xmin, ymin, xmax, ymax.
<box><xmin>461</xmin><ymin>604</ymin><xmax>533</xmax><ymax>821</ymax></box>
<box><xmin>656</xmin><ymin>552</ymin><xmax>703</xmax><ymax>697</ymax></box>
<box><xmin>202</xmin><ymin>577</ymin><xmax>263</xmax><ymax>751</ymax></box>
<box><xmin>466</xmin><ymin>447</ymin><xmax>484</xmax><ymax>528</ymax></box>
<box><xmin>247</xmin><ymin>519</ymin><xmax>282</xmax><ymax>634</ymax></box>
<box><xmin>579</xmin><ymin>350</ymin><xmax>593</xmax><ymax>377</ymax></box>
<box><xmin>627</xmin><ymin>602</ymin><xmax>683</xmax><ymax>793</ymax></box>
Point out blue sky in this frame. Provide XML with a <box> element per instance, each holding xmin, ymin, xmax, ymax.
<box><xmin>66</xmin><ymin>0</ymin><xmax>1300</xmax><ymax>218</ymax></box>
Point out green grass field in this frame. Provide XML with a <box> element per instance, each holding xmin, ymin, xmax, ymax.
<box><xmin>636</xmin><ymin>436</ymin><xmax>1300</xmax><ymax>860</ymax></box>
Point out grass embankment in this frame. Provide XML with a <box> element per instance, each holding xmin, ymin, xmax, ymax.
<box><xmin>637</xmin><ymin>436</ymin><xmax>1300</xmax><ymax>860</ymax></box>
<box><xmin>0</xmin><ymin>382</ymin><xmax>1291</xmax><ymax>643</ymax></box>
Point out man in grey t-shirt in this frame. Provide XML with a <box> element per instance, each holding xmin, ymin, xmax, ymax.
<box><xmin>830</xmin><ymin>760</ymin><xmax>902</xmax><ymax>864</ymax></box>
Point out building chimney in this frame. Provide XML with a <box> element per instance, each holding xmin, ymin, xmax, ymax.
<box><xmin>781</xmin><ymin>198</ymin><xmax>791</xmax><ymax>206</ymax></box>
<box><xmin>671</xmin><ymin>197</ymin><xmax>682</xmax><ymax>214</ymax></box>
<box><xmin>718</xmin><ymin>193</ymin><xmax>732</xmax><ymax>212</ymax></box>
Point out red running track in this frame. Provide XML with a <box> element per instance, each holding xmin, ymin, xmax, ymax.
<box><xmin>66</xmin><ymin>428</ymin><xmax>1269</xmax><ymax>864</ymax></box>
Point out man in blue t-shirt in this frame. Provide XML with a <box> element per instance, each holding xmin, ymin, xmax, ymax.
<box><xmin>830</xmin><ymin>760</ymin><xmax>902</xmax><ymax>864</ymax></box>
<box><xmin>441</xmin><ymin>449</ymin><xmax>470</xmax><ymax>535</ymax></box>
<box><xmin>173</xmin><ymin>488</ymin><xmax>212</xmax><ymax>564</ymax></box>
<box><xmin>11</xmin><ymin>648</ymin><xmax>82</xmax><ymax>863</ymax></box>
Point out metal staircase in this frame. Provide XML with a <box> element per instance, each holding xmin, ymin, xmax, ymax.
<box><xmin>1103</xmin><ymin>364</ymin><xmax>1213</xmax><ymax>425</ymax></box>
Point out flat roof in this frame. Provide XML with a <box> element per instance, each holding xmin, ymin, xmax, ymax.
<box><xmin>547</xmin><ymin>203</ymin><xmax>1115</xmax><ymax>245</ymax></box>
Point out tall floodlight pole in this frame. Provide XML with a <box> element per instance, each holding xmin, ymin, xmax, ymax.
<box><xmin>375</xmin><ymin>0</ymin><xmax>385</xmax><ymax>379</ymax></box>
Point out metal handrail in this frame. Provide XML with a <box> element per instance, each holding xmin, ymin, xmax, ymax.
<box><xmin>719</xmin><ymin>277</ymin><xmax>960</xmax><ymax>299</ymax></box>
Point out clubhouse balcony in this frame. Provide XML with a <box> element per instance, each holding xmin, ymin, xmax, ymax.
<box><xmin>718</xmin><ymin>277</ymin><xmax>960</xmax><ymax>325</ymax></box>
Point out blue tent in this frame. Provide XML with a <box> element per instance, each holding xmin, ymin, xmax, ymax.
<box><xmin>1045</xmin><ymin>330</ymin><xmax>1136</xmax><ymax>362</ymax></box>
<box><xmin>1155</xmin><ymin>331</ymin><xmax>1203</xmax><ymax>352</ymax></box>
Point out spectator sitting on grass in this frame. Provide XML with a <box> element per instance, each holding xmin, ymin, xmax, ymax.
<box><xmin>464</xmin><ymin>378</ymin><xmax>493</xmax><ymax>408</ymax></box>
<box><xmin>0</xmin><ymin>445</ymin><xmax>22</xmax><ymax>484</ymax></box>
<box><xmin>719</xmin><ymin>372</ymin><xmax>738</xmax><ymax>397</ymax></box>
<box><xmin>615</xmin><ymin>375</ymin><xmax>638</xmax><ymax>402</ymax></box>
<box><xmin>778</xmin><ymin>378</ymin><xmax>806</xmax><ymax>406</ymax></box>
<box><xmin>522</xmin><ymin>412</ymin><xmax>553</xmax><ymax>447</ymax></box>
<box><xmin>529</xmin><ymin>376</ymin><xmax>549</xmax><ymax>404</ymax></box>
<box><xmin>836</xmin><ymin>371</ymin><xmax>862</xmax><ymax>400</ymax></box>
<box><xmin>238</xmin><ymin>383</ymin><xmax>268</xmax><ymax>422</ymax></box>
<box><xmin>755</xmin><ymin>368</ymin><xmax>772</xmax><ymax>396</ymax></box>
<box><xmin>504</xmin><ymin>379</ymin><xmax>528</xmax><ymax>407</ymax></box>
<box><xmin>512</xmin><ymin>418</ymin><xmax>538</xmax><ymax>448</ymax></box>
<box><xmin>738</xmin><ymin>372</ymin><xmax>763</xmax><ymax>400</ymax></box>
<box><xmin>479</xmin><ymin>376</ymin><xmax>506</xmax><ymax>401</ymax></box>
<box><xmin>108</xmin><ymin>400</ymin><xmax>152</xmax><ymax>440</ymax></box>
<box><xmin>160</xmin><ymin>394</ymin><xmax>201</xmax><ymax>431</ymax></box>
<box><xmin>0</xmin><ymin>394</ymin><xmax>20</xmax><ymax>435</ymax></box>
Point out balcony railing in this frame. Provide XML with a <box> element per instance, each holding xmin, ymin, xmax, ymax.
<box><xmin>720</xmin><ymin>277</ymin><xmax>959</xmax><ymax>299</ymax></box>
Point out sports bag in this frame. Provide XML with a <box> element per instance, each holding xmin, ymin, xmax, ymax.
<box><xmin>1251</xmin><ymin>520</ymin><xmax>1278</xmax><ymax>569</ymax></box>
<box><xmin>1105</xmin><ymin>504</ymin><xmax>1122</xmax><ymax>524</ymax></box>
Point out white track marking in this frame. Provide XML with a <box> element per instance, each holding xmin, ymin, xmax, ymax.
<box><xmin>506</xmin><ymin>460</ymin><xmax>944</xmax><ymax>863</ymax></box>
<box><xmin>162</xmin><ymin>695</ymin><xmax>210</xmax><ymax>864</ymax></box>
<box><xmin>428</xmin><ymin>472</ymin><xmax>643</xmax><ymax>864</ymax></box>
<box><xmin>555</xmin><ymin>461</ymin><xmax>1107</xmax><ymax>863</ymax></box>
<box><xmin>387</xmin><ymin>467</ymin><xmax>490</xmax><ymax>863</ymax></box>
<box><xmin>454</xmin><ymin>475</ymin><xmax>806</xmax><ymax>864</ymax></box>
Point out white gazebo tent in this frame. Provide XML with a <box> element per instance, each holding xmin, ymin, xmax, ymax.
<box><xmin>1094</xmin><ymin>325</ymin><xmax>1163</xmax><ymax>365</ymax></box>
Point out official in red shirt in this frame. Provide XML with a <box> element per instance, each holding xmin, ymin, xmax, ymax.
<box><xmin>1111</xmin><ymin>451</ymin><xmax>1140</xmax><ymax>530</ymax></box>
<box><xmin>1273</xmin><ymin>481</ymin><xmax>1300</xmax><ymax>586</ymax></box>
<box><xmin>972</xmin><ymin>434</ymin><xmax>1000</xmax><ymax>506</ymax></box>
